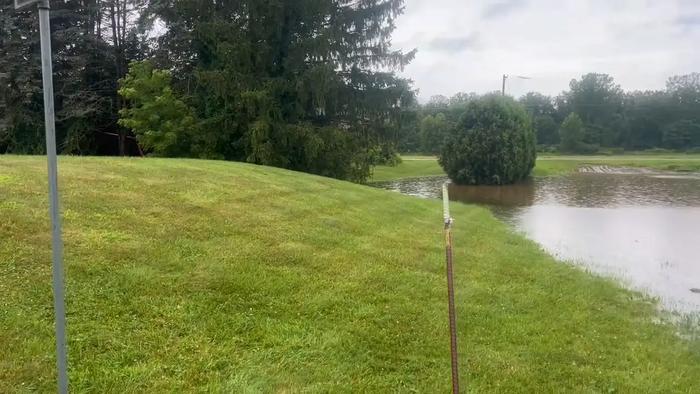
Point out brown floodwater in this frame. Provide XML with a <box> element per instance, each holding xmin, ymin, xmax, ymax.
<box><xmin>375</xmin><ymin>168</ymin><xmax>700</xmax><ymax>313</ymax></box>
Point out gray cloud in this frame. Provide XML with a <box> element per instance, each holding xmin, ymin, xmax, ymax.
<box><xmin>676</xmin><ymin>14</ymin><xmax>700</xmax><ymax>28</ymax></box>
<box><xmin>427</xmin><ymin>34</ymin><xmax>480</xmax><ymax>52</ymax></box>
<box><xmin>391</xmin><ymin>0</ymin><xmax>700</xmax><ymax>102</ymax></box>
<box><xmin>482</xmin><ymin>0</ymin><xmax>527</xmax><ymax>19</ymax></box>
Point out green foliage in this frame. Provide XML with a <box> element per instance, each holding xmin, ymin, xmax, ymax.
<box><xmin>398</xmin><ymin>92</ymin><xmax>480</xmax><ymax>154</ymax></box>
<box><xmin>369</xmin><ymin>143</ymin><xmax>403</xmax><ymax>166</ymax></box>
<box><xmin>559</xmin><ymin>73</ymin><xmax>624</xmax><ymax>146</ymax></box>
<box><xmin>662</xmin><ymin>120</ymin><xmax>700</xmax><ymax>150</ymax></box>
<box><xmin>666</xmin><ymin>73</ymin><xmax>700</xmax><ymax>121</ymax></box>
<box><xmin>439</xmin><ymin>96</ymin><xmax>537</xmax><ymax>185</ymax></box>
<box><xmin>6</xmin><ymin>0</ymin><xmax>700</xmax><ymax>170</ymax></box>
<box><xmin>0</xmin><ymin>0</ymin><xmax>119</xmax><ymax>154</ymax></box>
<box><xmin>2</xmin><ymin>0</ymin><xmax>415</xmax><ymax>180</ymax></box>
<box><xmin>520</xmin><ymin>92</ymin><xmax>559</xmax><ymax>145</ymax></box>
<box><xmin>534</xmin><ymin>115</ymin><xmax>558</xmax><ymax>145</ymax></box>
<box><xmin>118</xmin><ymin>61</ymin><xmax>198</xmax><ymax>156</ymax></box>
<box><xmin>552</xmin><ymin>72</ymin><xmax>700</xmax><ymax>152</ymax></box>
<box><xmin>0</xmin><ymin>0</ymin><xmax>148</xmax><ymax>156</ymax></box>
<box><xmin>396</xmin><ymin>108</ymin><xmax>421</xmax><ymax>153</ymax></box>
<box><xmin>147</xmin><ymin>0</ymin><xmax>416</xmax><ymax>181</ymax></box>
<box><xmin>284</xmin><ymin>123</ymin><xmax>374</xmax><ymax>181</ymax></box>
<box><xmin>419</xmin><ymin>113</ymin><xmax>451</xmax><ymax>154</ymax></box>
<box><xmin>396</xmin><ymin>74</ymin><xmax>700</xmax><ymax>156</ymax></box>
<box><xmin>622</xmin><ymin>91</ymin><xmax>670</xmax><ymax>149</ymax></box>
<box><xmin>664</xmin><ymin>73</ymin><xmax>700</xmax><ymax>149</ymax></box>
<box><xmin>559</xmin><ymin>113</ymin><xmax>585</xmax><ymax>153</ymax></box>
<box><xmin>537</xmin><ymin>144</ymin><xmax>559</xmax><ymax>154</ymax></box>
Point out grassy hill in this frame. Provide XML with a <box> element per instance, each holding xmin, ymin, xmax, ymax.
<box><xmin>1</xmin><ymin>156</ymin><xmax>698</xmax><ymax>392</ymax></box>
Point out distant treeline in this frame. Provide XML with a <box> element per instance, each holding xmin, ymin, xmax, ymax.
<box><xmin>400</xmin><ymin>73</ymin><xmax>700</xmax><ymax>154</ymax></box>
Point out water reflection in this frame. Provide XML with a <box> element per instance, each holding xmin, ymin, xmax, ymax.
<box><xmin>375</xmin><ymin>169</ymin><xmax>700</xmax><ymax>313</ymax></box>
<box><xmin>449</xmin><ymin>181</ymin><xmax>536</xmax><ymax>207</ymax></box>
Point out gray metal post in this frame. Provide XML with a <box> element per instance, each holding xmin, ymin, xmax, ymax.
<box><xmin>442</xmin><ymin>183</ymin><xmax>459</xmax><ymax>393</ymax></box>
<box><xmin>37</xmin><ymin>1</ymin><xmax>68</xmax><ymax>392</ymax></box>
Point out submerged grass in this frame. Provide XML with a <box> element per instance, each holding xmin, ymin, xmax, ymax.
<box><xmin>372</xmin><ymin>154</ymin><xmax>700</xmax><ymax>181</ymax></box>
<box><xmin>1</xmin><ymin>156</ymin><xmax>699</xmax><ymax>392</ymax></box>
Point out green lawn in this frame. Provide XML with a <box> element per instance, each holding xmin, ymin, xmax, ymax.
<box><xmin>371</xmin><ymin>156</ymin><xmax>444</xmax><ymax>181</ymax></box>
<box><xmin>371</xmin><ymin>154</ymin><xmax>700</xmax><ymax>181</ymax></box>
<box><xmin>1</xmin><ymin>156</ymin><xmax>698</xmax><ymax>392</ymax></box>
<box><xmin>534</xmin><ymin>155</ymin><xmax>700</xmax><ymax>176</ymax></box>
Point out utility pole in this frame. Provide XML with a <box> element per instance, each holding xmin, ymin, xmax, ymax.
<box><xmin>501</xmin><ymin>74</ymin><xmax>532</xmax><ymax>97</ymax></box>
<box><xmin>14</xmin><ymin>0</ymin><xmax>68</xmax><ymax>392</ymax></box>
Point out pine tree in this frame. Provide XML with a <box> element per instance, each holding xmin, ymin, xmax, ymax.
<box><xmin>149</xmin><ymin>0</ymin><xmax>416</xmax><ymax>181</ymax></box>
<box><xmin>0</xmin><ymin>0</ymin><xmax>146</xmax><ymax>155</ymax></box>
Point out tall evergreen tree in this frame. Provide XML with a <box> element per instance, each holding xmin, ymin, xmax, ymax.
<box><xmin>147</xmin><ymin>0</ymin><xmax>416</xmax><ymax>181</ymax></box>
<box><xmin>0</xmin><ymin>0</ymin><xmax>44</xmax><ymax>153</ymax></box>
<box><xmin>0</xmin><ymin>0</ymin><xmax>134</xmax><ymax>154</ymax></box>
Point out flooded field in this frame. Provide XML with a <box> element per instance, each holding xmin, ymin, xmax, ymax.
<box><xmin>376</xmin><ymin>168</ymin><xmax>700</xmax><ymax>313</ymax></box>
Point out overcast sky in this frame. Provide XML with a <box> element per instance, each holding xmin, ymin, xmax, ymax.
<box><xmin>391</xmin><ymin>0</ymin><xmax>700</xmax><ymax>102</ymax></box>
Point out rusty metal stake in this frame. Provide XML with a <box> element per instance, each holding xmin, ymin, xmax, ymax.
<box><xmin>442</xmin><ymin>182</ymin><xmax>460</xmax><ymax>393</ymax></box>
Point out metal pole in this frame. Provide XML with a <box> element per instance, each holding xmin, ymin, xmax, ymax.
<box><xmin>38</xmin><ymin>1</ymin><xmax>68</xmax><ymax>392</ymax></box>
<box><xmin>502</xmin><ymin>74</ymin><xmax>507</xmax><ymax>96</ymax></box>
<box><xmin>442</xmin><ymin>183</ymin><xmax>460</xmax><ymax>393</ymax></box>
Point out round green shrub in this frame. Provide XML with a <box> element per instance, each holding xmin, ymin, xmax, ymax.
<box><xmin>439</xmin><ymin>95</ymin><xmax>536</xmax><ymax>185</ymax></box>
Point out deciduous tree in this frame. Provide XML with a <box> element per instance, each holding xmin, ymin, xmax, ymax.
<box><xmin>118</xmin><ymin>60</ymin><xmax>197</xmax><ymax>156</ymax></box>
<box><xmin>559</xmin><ymin>113</ymin><xmax>585</xmax><ymax>153</ymax></box>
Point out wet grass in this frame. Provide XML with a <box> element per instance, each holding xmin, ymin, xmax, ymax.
<box><xmin>372</xmin><ymin>154</ymin><xmax>700</xmax><ymax>181</ymax></box>
<box><xmin>534</xmin><ymin>154</ymin><xmax>700</xmax><ymax>176</ymax></box>
<box><xmin>1</xmin><ymin>155</ymin><xmax>699</xmax><ymax>392</ymax></box>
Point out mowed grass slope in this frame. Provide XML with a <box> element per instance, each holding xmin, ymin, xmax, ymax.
<box><xmin>1</xmin><ymin>156</ymin><xmax>699</xmax><ymax>392</ymax></box>
<box><xmin>371</xmin><ymin>154</ymin><xmax>700</xmax><ymax>181</ymax></box>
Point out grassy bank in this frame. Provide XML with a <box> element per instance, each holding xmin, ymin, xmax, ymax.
<box><xmin>371</xmin><ymin>154</ymin><xmax>700</xmax><ymax>181</ymax></box>
<box><xmin>1</xmin><ymin>156</ymin><xmax>698</xmax><ymax>392</ymax></box>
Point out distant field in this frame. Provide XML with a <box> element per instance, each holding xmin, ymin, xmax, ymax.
<box><xmin>371</xmin><ymin>154</ymin><xmax>700</xmax><ymax>181</ymax></box>
<box><xmin>1</xmin><ymin>156</ymin><xmax>698</xmax><ymax>391</ymax></box>
<box><xmin>371</xmin><ymin>157</ymin><xmax>444</xmax><ymax>181</ymax></box>
<box><xmin>535</xmin><ymin>154</ymin><xmax>700</xmax><ymax>176</ymax></box>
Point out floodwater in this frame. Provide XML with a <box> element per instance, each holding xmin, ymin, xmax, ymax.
<box><xmin>376</xmin><ymin>167</ymin><xmax>700</xmax><ymax>313</ymax></box>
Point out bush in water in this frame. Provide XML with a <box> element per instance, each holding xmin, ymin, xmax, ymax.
<box><xmin>439</xmin><ymin>95</ymin><xmax>536</xmax><ymax>185</ymax></box>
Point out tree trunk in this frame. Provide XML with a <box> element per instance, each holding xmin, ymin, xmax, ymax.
<box><xmin>118</xmin><ymin>131</ymin><xmax>126</xmax><ymax>156</ymax></box>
